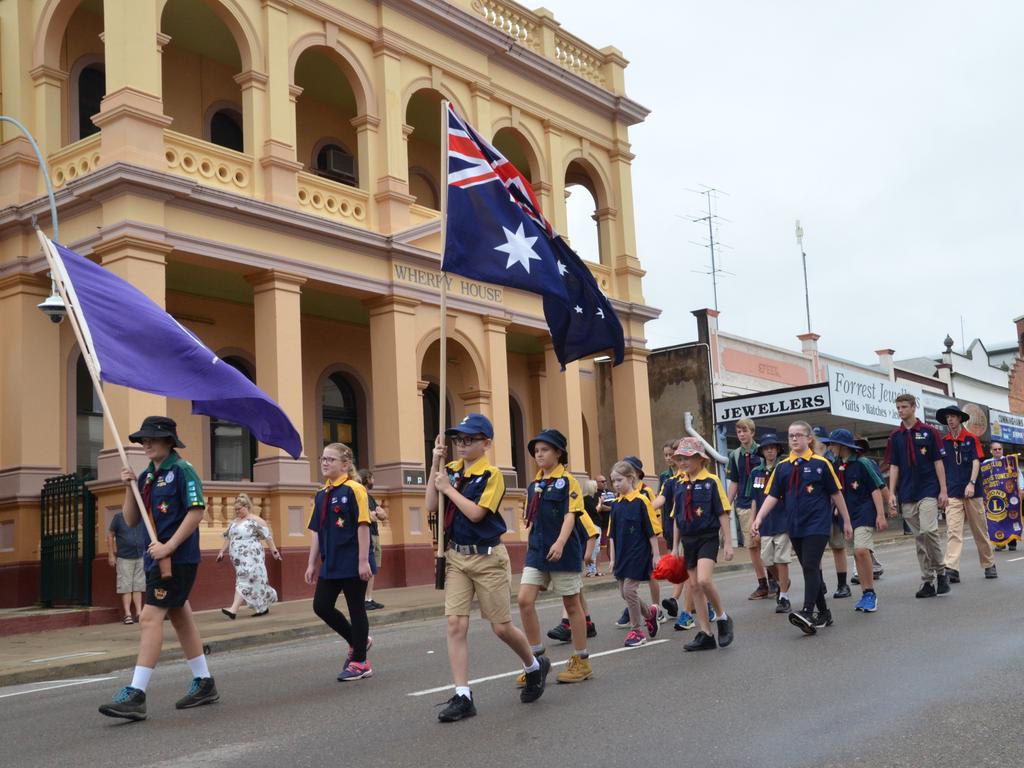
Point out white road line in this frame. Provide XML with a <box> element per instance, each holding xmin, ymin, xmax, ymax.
<box><xmin>1007</xmin><ymin>556</ymin><xmax>1024</xmax><ymax>562</ymax></box>
<box><xmin>28</xmin><ymin>651</ymin><xmax>106</xmax><ymax>663</ymax></box>
<box><xmin>407</xmin><ymin>639</ymin><xmax>670</xmax><ymax>697</ymax></box>
<box><xmin>0</xmin><ymin>676</ymin><xmax>117</xmax><ymax>699</ymax></box>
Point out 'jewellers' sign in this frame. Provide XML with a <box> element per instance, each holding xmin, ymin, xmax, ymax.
<box><xmin>715</xmin><ymin>385</ymin><xmax>830</xmax><ymax>423</ymax></box>
<box><xmin>393</xmin><ymin>264</ymin><xmax>504</xmax><ymax>303</ymax></box>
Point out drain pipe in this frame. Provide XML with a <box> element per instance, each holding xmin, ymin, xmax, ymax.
<box><xmin>684</xmin><ymin>411</ymin><xmax>727</xmax><ymax>465</ymax></box>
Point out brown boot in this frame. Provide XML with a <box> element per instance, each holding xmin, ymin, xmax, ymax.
<box><xmin>556</xmin><ymin>654</ymin><xmax>593</xmax><ymax>683</ymax></box>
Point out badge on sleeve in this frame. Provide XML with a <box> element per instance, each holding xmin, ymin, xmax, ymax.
<box><xmin>165</xmin><ymin>471</ymin><xmax>175</xmax><ymax>483</ymax></box>
<box><xmin>555</xmin><ymin>478</ymin><xmax>566</xmax><ymax>490</ymax></box>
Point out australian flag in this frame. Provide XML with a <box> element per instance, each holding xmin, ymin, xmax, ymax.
<box><xmin>44</xmin><ymin>237</ymin><xmax>303</xmax><ymax>459</ymax></box>
<box><xmin>442</xmin><ymin>105</ymin><xmax>624</xmax><ymax>368</ymax></box>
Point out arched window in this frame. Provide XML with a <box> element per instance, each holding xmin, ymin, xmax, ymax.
<box><xmin>409</xmin><ymin>167</ymin><xmax>439</xmax><ymax>209</ymax></box>
<box><xmin>422</xmin><ymin>383</ymin><xmax>452</xmax><ymax>473</ymax></box>
<box><xmin>315</xmin><ymin>142</ymin><xmax>357</xmax><ymax>186</ymax></box>
<box><xmin>323</xmin><ymin>373</ymin><xmax>360</xmax><ymax>468</ymax></box>
<box><xmin>75</xmin><ymin>355</ymin><xmax>103</xmax><ymax>480</ymax></box>
<box><xmin>509</xmin><ymin>396</ymin><xmax>527</xmax><ymax>488</ymax></box>
<box><xmin>76</xmin><ymin>65</ymin><xmax>105</xmax><ymax>141</ymax></box>
<box><xmin>209</xmin><ymin>108</ymin><xmax>244</xmax><ymax>152</ymax></box>
<box><xmin>210</xmin><ymin>357</ymin><xmax>258</xmax><ymax>481</ymax></box>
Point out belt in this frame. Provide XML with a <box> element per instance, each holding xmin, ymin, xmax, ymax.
<box><xmin>448</xmin><ymin>542</ymin><xmax>500</xmax><ymax>556</ymax></box>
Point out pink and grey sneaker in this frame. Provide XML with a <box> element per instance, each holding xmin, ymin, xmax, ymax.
<box><xmin>345</xmin><ymin>635</ymin><xmax>374</xmax><ymax>664</ymax></box>
<box><xmin>645</xmin><ymin>605</ymin><xmax>659</xmax><ymax>638</ymax></box>
<box><xmin>337</xmin><ymin>659</ymin><xmax>373</xmax><ymax>682</ymax></box>
<box><xmin>624</xmin><ymin>629</ymin><xmax>647</xmax><ymax>647</ymax></box>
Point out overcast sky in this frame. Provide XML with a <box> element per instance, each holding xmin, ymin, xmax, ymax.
<box><xmin>556</xmin><ymin>1</ymin><xmax>1024</xmax><ymax>363</ymax></box>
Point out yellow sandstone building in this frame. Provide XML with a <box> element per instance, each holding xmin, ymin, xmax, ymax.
<box><xmin>0</xmin><ymin>0</ymin><xmax>656</xmax><ymax>608</ymax></box>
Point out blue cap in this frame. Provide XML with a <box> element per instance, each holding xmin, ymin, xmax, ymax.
<box><xmin>757</xmin><ymin>432</ymin><xmax>785</xmax><ymax>453</ymax></box>
<box><xmin>528</xmin><ymin>428</ymin><xmax>569</xmax><ymax>465</ymax></box>
<box><xmin>623</xmin><ymin>455</ymin><xmax>645</xmax><ymax>479</ymax></box>
<box><xmin>445</xmin><ymin>413</ymin><xmax>494</xmax><ymax>439</ymax></box>
<box><xmin>812</xmin><ymin>425</ymin><xmax>830</xmax><ymax>441</ymax></box>
<box><xmin>827</xmin><ymin>428</ymin><xmax>859</xmax><ymax>451</ymax></box>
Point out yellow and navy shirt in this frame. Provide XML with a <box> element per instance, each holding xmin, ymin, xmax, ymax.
<box><xmin>307</xmin><ymin>476</ymin><xmax>375</xmax><ymax>579</ymax></box>
<box><xmin>445</xmin><ymin>456</ymin><xmax>506</xmax><ymax>546</ymax></box>
<box><xmin>607</xmin><ymin>490</ymin><xmax>662</xmax><ymax>581</ymax></box>
<box><xmin>136</xmin><ymin>451</ymin><xmax>205</xmax><ymax>571</ymax></box>
<box><xmin>672</xmin><ymin>468</ymin><xmax>731</xmax><ymax>537</ymax></box>
<box><xmin>525</xmin><ymin>465</ymin><xmax>585</xmax><ymax>572</ymax></box>
<box><xmin>747</xmin><ymin>460</ymin><xmax>785</xmax><ymax>535</ymax></box>
<box><xmin>764</xmin><ymin>450</ymin><xmax>842</xmax><ymax>538</ymax></box>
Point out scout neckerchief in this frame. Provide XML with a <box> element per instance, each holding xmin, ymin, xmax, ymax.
<box><xmin>895</xmin><ymin>419</ymin><xmax>922</xmax><ymax>466</ymax></box>
<box><xmin>525</xmin><ymin>476</ymin><xmax>550</xmax><ymax>526</ymax></box>
<box><xmin>320</xmin><ymin>478</ymin><xmax>347</xmax><ymax>528</ymax></box>
<box><xmin>141</xmin><ymin>452</ymin><xmax>176</xmax><ymax>515</ymax></box>
<box><xmin>788</xmin><ymin>450</ymin><xmax>813</xmax><ymax>495</ymax></box>
<box><xmin>443</xmin><ymin>472</ymin><xmax>468</xmax><ymax>533</ymax></box>
<box><xmin>683</xmin><ymin>481</ymin><xmax>695</xmax><ymax>523</ymax></box>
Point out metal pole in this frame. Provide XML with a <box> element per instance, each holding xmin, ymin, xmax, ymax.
<box><xmin>0</xmin><ymin>115</ymin><xmax>59</xmax><ymax>242</ymax></box>
<box><xmin>796</xmin><ymin>220</ymin><xmax>811</xmax><ymax>333</ymax></box>
<box><xmin>706</xmin><ymin>191</ymin><xmax>719</xmax><ymax>311</ymax></box>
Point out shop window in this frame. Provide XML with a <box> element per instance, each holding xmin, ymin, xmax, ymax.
<box><xmin>75</xmin><ymin>355</ymin><xmax>103</xmax><ymax>480</ymax></box>
<box><xmin>210</xmin><ymin>357</ymin><xmax>258</xmax><ymax>481</ymax></box>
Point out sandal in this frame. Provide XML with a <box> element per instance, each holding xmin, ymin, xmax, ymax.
<box><xmin>122</xmin><ymin>615</ymin><xmax>134</xmax><ymax>625</ymax></box>
<box><xmin>221</xmin><ymin>608</ymin><xmax>236</xmax><ymax>620</ymax></box>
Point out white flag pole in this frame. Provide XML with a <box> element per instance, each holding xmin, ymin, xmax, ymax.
<box><xmin>35</xmin><ymin>229</ymin><xmax>171</xmax><ymax>577</ymax></box>
<box><xmin>434</xmin><ymin>100</ymin><xmax>451</xmax><ymax>585</ymax></box>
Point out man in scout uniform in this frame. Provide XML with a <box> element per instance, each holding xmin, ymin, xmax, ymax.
<box><xmin>426</xmin><ymin>413</ymin><xmax>546</xmax><ymax>723</ymax></box>
<box><xmin>938</xmin><ymin>405</ymin><xmax>996</xmax><ymax>582</ymax></box>
<box><xmin>884</xmin><ymin>394</ymin><xmax>950</xmax><ymax>598</ymax></box>
<box><xmin>727</xmin><ymin>419</ymin><xmax>771</xmax><ymax>599</ymax></box>
<box><xmin>99</xmin><ymin>417</ymin><xmax>217</xmax><ymax>721</ymax></box>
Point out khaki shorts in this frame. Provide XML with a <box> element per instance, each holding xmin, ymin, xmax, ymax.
<box><xmin>760</xmin><ymin>533</ymin><xmax>794</xmax><ymax>565</ymax></box>
<box><xmin>520</xmin><ymin>566</ymin><xmax>583</xmax><ymax>597</ymax></box>
<box><xmin>853</xmin><ymin>526</ymin><xmax>874</xmax><ymax>551</ymax></box>
<box><xmin>736</xmin><ymin>506</ymin><xmax>758</xmax><ymax>548</ymax></box>
<box><xmin>444</xmin><ymin>544</ymin><xmax>513</xmax><ymax>623</ymax></box>
<box><xmin>829</xmin><ymin>521</ymin><xmax>847</xmax><ymax>550</ymax></box>
<box><xmin>371</xmin><ymin>534</ymin><xmax>382</xmax><ymax>571</ymax></box>
<box><xmin>115</xmin><ymin>557</ymin><xmax>146</xmax><ymax>593</ymax></box>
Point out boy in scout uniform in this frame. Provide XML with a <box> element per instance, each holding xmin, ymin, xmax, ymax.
<box><xmin>727</xmin><ymin>419</ymin><xmax>771</xmax><ymax>600</ymax></box>
<box><xmin>99</xmin><ymin>417</ymin><xmax>217</xmax><ymax>721</ymax></box>
<box><xmin>427</xmin><ymin>414</ymin><xmax>546</xmax><ymax>722</ymax></box>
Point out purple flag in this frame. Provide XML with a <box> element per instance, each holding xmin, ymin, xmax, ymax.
<box><xmin>49</xmin><ymin>239</ymin><xmax>302</xmax><ymax>459</ymax></box>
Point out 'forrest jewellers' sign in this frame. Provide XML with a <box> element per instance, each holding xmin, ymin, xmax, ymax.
<box><xmin>393</xmin><ymin>263</ymin><xmax>504</xmax><ymax>304</ymax></box>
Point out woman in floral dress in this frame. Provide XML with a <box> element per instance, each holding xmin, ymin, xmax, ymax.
<box><xmin>217</xmin><ymin>493</ymin><xmax>281</xmax><ymax>618</ymax></box>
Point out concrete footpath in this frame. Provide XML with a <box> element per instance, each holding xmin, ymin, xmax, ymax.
<box><xmin>0</xmin><ymin>530</ymin><xmax>916</xmax><ymax>687</ymax></box>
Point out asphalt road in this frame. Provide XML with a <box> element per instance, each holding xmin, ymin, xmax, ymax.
<box><xmin>3</xmin><ymin>541</ymin><xmax>1024</xmax><ymax>768</ymax></box>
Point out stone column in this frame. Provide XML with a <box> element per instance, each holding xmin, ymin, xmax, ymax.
<box><xmin>542</xmin><ymin>120</ymin><xmax>567</xmax><ymax>235</ymax></box>
<box><xmin>246</xmin><ymin>270</ymin><xmax>309</xmax><ymax>483</ymax></box>
<box><xmin>543</xmin><ymin>345</ymin><xmax>585</xmax><ymax>475</ymax></box>
<box><xmin>372</xmin><ymin>41</ymin><xmax>415</xmax><ymax>233</ymax></box>
<box><xmin>611</xmin><ymin>346</ymin><xmax>655</xmax><ymax>471</ymax></box>
<box><xmin>482</xmin><ymin>316</ymin><xmax>514</xmax><ymax>475</ymax></box>
<box><xmin>259</xmin><ymin>0</ymin><xmax>302</xmax><ymax>205</ymax></box>
<box><xmin>28</xmin><ymin>65</ymin><xmax>67</xmax><ymax>159</ymax></box>
<box><xmin>351</xmin><ymin>114</ymin><xmax>381</xmax><ymax>227</ymax></box>
<box><xmin>235</xmin><ymin>70</ymin><xmax>269</xmax><ymax>195</ymax></box>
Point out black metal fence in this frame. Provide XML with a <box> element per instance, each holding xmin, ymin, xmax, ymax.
<box><xmin>40</xmin><ymin>474</ymin><xmax>95</xmax><ymax>607</ymax></box>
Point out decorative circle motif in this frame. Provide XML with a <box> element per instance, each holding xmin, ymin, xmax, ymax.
<box><xmin>181</xmin><ymin>154</ymin><xmax>196</xmax><ymax>173</ymax></box>
<box><xmin>165</xmin><ymin>149</ymin><xmax>178</xmax><ymax>167</ymax></box>
<box><xmin>325</xmin><ymin>196</ymin><xmax>338</xmax><ymax>213</ymax></box>
<box><xmin>234</xmin><ymin>169</ymin><xmax>248</xmax><ymax>187</ymax></box>
<box><xmin>353</xmin><ymin>205</ymin><xmax>365</xmax><ymax>220</ymax></box>
<box><xmin>339</xmin><ymin>200</ymin><xmax>350</xmax><ymax>216</ymax></box>
<box><xmin>198</xmin><ymin>159</ymin><xmax>214</xmax><ymax>178</ymax></box>
<box><xmin>297</xmin><ymin>188</ymin><xmax>309</xmax><ymax>204</ymax></box>
<box><xmin>216</xmin><ymin>164</ymin><xmax>230</xmax><ymax>182</ymax></box>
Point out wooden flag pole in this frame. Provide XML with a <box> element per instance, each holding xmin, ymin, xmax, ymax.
<box><xmin>434</xmin><ymin>100</ymin><xmax>451</xmax><ymax>588</ymax></box>
<box><xmin>35</xmin><ymin>229</ymin><xmax>172</xmax><ymax>578</ymax></box>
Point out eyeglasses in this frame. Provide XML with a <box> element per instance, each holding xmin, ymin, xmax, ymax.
<box><xmin>452</xmin><ymin>436</ymin><xmax>485</xmax><ymax>447</ymax></box>
<box><xmin>320</xmin><ymin>455</ymin><xmax>347</xmax><ymax>463</ymax></box>
<box><xmin>787</xmin><ymin>433</ymin><xmax>809</xmax><ymax>439</ymax></box>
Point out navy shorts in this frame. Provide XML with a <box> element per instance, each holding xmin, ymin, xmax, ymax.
<box><xmin>145</xmin><ymin>563</ymin><xmax>198</xmax><ymax>608</ymax></box>
<box><xmin>680</xmin><ymin>533</ymin><xmax>719</xmax><ymax>570</ymax></box>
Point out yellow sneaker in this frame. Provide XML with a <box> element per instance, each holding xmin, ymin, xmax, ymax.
<box><xmin>556</xmin><ymin>654</ymin><xmax>593</xmax><ymax>684</ymax></box>
<box><xmin>515</xmin><ymin>670</ymin><xmax>526</xmax><ymax>688</ymax></box>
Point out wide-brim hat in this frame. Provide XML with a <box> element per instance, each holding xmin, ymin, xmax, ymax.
<box><xmin>528</xmin><ymin>428</ymin><xmax>569</xmax><ymax>464</ymax></box>
<box><xmin>827</xmin><ymin>428</ymin><xmax>859</xmax><ymax>451</ymax></box>
<box><xmin>757</xmin><ymin>433</ymin><xmax>785</xmax><ymax>454</ymax></box>
<box><xmin>812</xmin><ymin>426</ymin><xmax>830</xmax><ymax>442</ymax></box>
<box><xmin>854</xmin><ymin>438</ymin><xmax>870</xmax><ymax>453</ymax></box>
<box><xmin>674</xmin><ymin>437</ymin><xmax>708</xmax><ymax>459</ymax></box>
<box><xmin>129</xmin><ymin>415</ymin><xmax>185</xmax><ymax>449</ymax></box>
<box><xmin>936</xmin><ymin>405</ymin><xmax>971</xmax><ymax>425</ymax></box>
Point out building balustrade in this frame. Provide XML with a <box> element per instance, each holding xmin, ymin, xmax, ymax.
<box><xmin>163</xmin><ymin>130</ymin><xmax>254</xmax><ymax>195</ymax></box>
<box><xmin>48</xmin><ymin>134</ymin><xmax>102</xmax><ymax>189</ymax></box>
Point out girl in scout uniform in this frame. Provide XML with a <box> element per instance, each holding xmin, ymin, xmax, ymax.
<box><xmin>753</xmin><ymin>420</ymin><xmax>853</xmax><ymax>635</ymax></box>
<box><xmin>623</xmin><ymin>455</ymin><xmax>665</xmax><ymax>624</ymax></box>
<box><xmin>607</xmin><ymin>460</ymin><xmax>662</xmax><ymax>648</ymax></box>
<box><xmin>671</xmin><ymin>438</ymin><xmax>735</xmax><ymax>652</ymax></box>
<box><xmin>518</xmin><ymin>429</ymin><xmax>594</xmax><ymax>684</ymax></box>
<box><xmin>747</xmin><ymin>433</ymin><xmax>792</xmax><ymax>614</ymax></box>
<box><xmin>305</xmin><ymin>442</ymin><xmax>376</xmax><ymax>682</ymax></box>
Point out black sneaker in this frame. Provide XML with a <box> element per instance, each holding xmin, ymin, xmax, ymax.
<box><xmin>683</xmin><ymin>631</ymin><xmax>717</xmax><ymax>651</ymax></box>
<box><xmin>370</xmin><ymin>600</ymin><xmax>385</xmax><ymax>609</ymax></box>
<box><xmin>586</xmin><ymin>620</ymin><xmax>598</xmax><ymax>639</ymax></box>
<box><xmin>662</xmin><ymin>597</ymin><xmax>679</xmax><ymax>618</ymax></box>
<box><xmin>788</xmin><ymin>610</ymin><xmax>817</xmax><ymax>635</ymax></box>
<box><xmin>936</xmin><ymin>573</ymin><xmax>951</xmax><ymax>595</ymax></box>
<box><xmin>546</xmin><ymin>619</ymin><xmax>571</xmax><ymax>643</ymax></box>
<box><xmin>775</xmin><ymin>596</ymin><xmax>791</xmax><ymax>614</ymax></box>
<box><xmin>850</xmin><ymin>573</ymin><xmax>860</xmax><ymax>585</ymax></box>
<box><xmin>915</xmin><ymin>581</ymin><xmax>936</xmax><ymax>598</ymax></box>
<box><xmin>438</xmin><ymin>693</ymin><xmax>476</xmax><ymax>722</ymax></box>
<box><xmin>812</xmin><ymin>609</ymin><xmax>833</xmax><ymax>628</ymax></box>
<box><xmin>716</xmin><ymin>615</ymin><xmax>734</xmax><ymax>648</ymax></box>
<box><xmin>99</xmin><ymin>686</ymin><xmax>147</xmax><ymax>721</ymax></box>
<box><xmin>364</xmin><ymin>600</ymin><xmax>377</xmax><ymax>611</ymax></box>
<box><xmin>945</xmin><ymin>568</ymin><xmax>960</xmax><ymax>584</ymax></box>
<box><xmin>1010</xmin><ymin>540</ymin><xmax>1018</xmax><ymax>551</ymax></box>
<box><xmin>175</xmin><ymin>677</ymin><xmax>219</xmax><ymax>710</ymax></box>
<box><xmin>520</xmin><ymin>655</ymin><xmax>551</xmax><ymax>703</ymax></box>
<box><xmin>833</xmin><ymin>584</ymin><xmax>851</xmax><ymax>599</ymax></box>
<box><xmin>768</xmin><ymin>578</ymin><xmax>780</xmax><ymax>596</ymax></box>
<box><xmin>985</xmin><ymin>566</ymin><xmax>998</xmax><ymax>579</ymax></box>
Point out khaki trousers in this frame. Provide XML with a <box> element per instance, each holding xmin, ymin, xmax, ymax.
<box><xmin>902</xmin><ymin>498</ymin><xmax>945</xmax><ymax>582</ymax></box>
<box><xmin>944</xmin><ymin>496</ymin><xmax>994</xmax><ymax>571</ymax></box>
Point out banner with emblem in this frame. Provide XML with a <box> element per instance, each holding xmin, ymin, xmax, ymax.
<box><xmin>980</xmin><ymin>455</ymin><xmax>1022</xmax><ymax>546</ymax></box>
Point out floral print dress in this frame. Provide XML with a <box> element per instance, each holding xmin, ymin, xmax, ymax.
<box><xmin>225</xmin><ymin>518</ymin><xmax>278</xmax><ymax>613</ymax></box>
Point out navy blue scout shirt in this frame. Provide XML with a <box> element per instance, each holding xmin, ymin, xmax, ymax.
<box><xmin>942</xmin><ymin>429</ymin><xmax>983</xmax><ymax>498</ymax></box>
<box><xmin>884</xmin><ymin>420</ymin><xmax>946</xmax><ymax>502</ymax></box>
<box><xmin>136</xmin><ymin>451</ymin><xmax>204</xmax><ymax>571</ymax></box>
<box><xmin>764</xmin><ymin>450</ymin><xmax>842</xmax><ymax>538</ymax></box>
<box><xmin>445</xmin><ymin>456</ymin><xmax>506</xmax><ymax>546</ymax></box>
<box><xmin>525</xmin><ymin>466</ymin><xmax>584</xmax><ymax>572</ymax></box>
<box><xmin>607</xmin><ymin>491</ymin><xmax>661</xmax><ymax>581</ymax></box>
<box><xmin>727</xmin><ymin>443</ymin><xmax>760</xmax><ymax>508</ymax></box>
<box><xmin>307</xmin><ymin>476</ymin><xmax>376</xmax><ymax>580</ymax></box>
<box><xmin>673</xmin><ymin>468</ymin><xmax>731</xmax><ymax>537</ymax></box>
<box><xmin>747</xmin><ymin>460</ymin><xmax>786</xmax><ymax>536</ymax></box>
<box><xmin>837</xmin><ymin>457</ymin><xmax>886</xmax><ymax>528</ymax></box>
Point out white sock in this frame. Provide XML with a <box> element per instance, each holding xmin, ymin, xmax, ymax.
<box><xmin>455</xmin><ymin>686</ymin><xmax>472</xmax><ymax>700</ymax></box>
<box><xmin>130</xmin><ymin>665</ymin><xmax>153</xmax><ymax>692</ymax></box>
<box><xmin>717</xmin><ymin>611</ymin><xmax>728</xmax><ymax>621</ymax></box>
<box><xmin>187</xmin><ymin>655</ymin><xmax>210</xmax><ymax>679</ymax></box>
<box><xmin>779</xmin><ymin>592</ymin><xmax>789</xmax><ymax>600</ymax></box>
<box><xmin>523</xmin><ymin>657</ymin><xmax>540</xmax><ymax>672</ymax></box>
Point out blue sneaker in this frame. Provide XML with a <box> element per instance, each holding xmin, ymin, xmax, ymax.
<box><xmin>858</xmin><ymin>591</ymin><xmax>878</xmax><ymax>612</ymax></box>
<box><xmin>615</xmin><ymin>607</ymin><xmax>630</xmax><ymax>628</ymax></box>
<box><xmin>707</xmin><ymin>603</ymin><xmax>718</xmax><ymax>622</ymax></box>
<box><xmin>674</xmin><ymin>611</ymin><xmax>695</xmax><ymax>631</ymax></box>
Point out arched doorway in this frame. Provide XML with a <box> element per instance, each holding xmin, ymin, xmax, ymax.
<box><xmin>209</xmin><ymin>357</ymin><xmax>258</xmax><ymax>481</ymax></box>
<box><xmin>405</xmin><ymin>89</ymin><xmax>444</xmax><ymax>209</ymax></box>
<box><xmin>294</xmin><ymin>46</ymin><xmax>361</xmax><ymax>187</ymax></box>
<box><xmin>322</xmin><ymin>372</ymin><xmax>362</xmax><ymax>469</ymax></box>
<box><xmin>421</xmin><ymin>382</ymin><xmax>452</xmax><ymax>473</ymax></box>
<box><xmin>565</xmin><ymin>160</ymin><xmax>603</xmax><ymax>264</ymax></box>
<box><xmin>509</xmin><ymin>396</ymin><xmax>527</xmax><ymax>488</ymax></box>
<box><xmin>74</xmin><ymin>354</ymin><xmax>103</xmax><ymax>480</ymax></box>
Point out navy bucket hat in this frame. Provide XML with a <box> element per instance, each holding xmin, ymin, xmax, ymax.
<box><xmin>827</xmin><ymin>428</ymin><xmax>859</xmax><ymax>451</ymax></box>
<box><xmin>528</xmin><ymin>428</ymin><xmax>569</xmax><ymax>465</ymax></box>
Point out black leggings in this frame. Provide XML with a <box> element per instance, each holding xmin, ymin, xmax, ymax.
<box><xmin>313</xmin><ymin>577</ymin><xmax>369</xmax><ymax>662</ymax></box>
<box><xmin>791</xmin><ymin>535</ymin><xmax>829</xmax><ymax>613</ymax></box>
